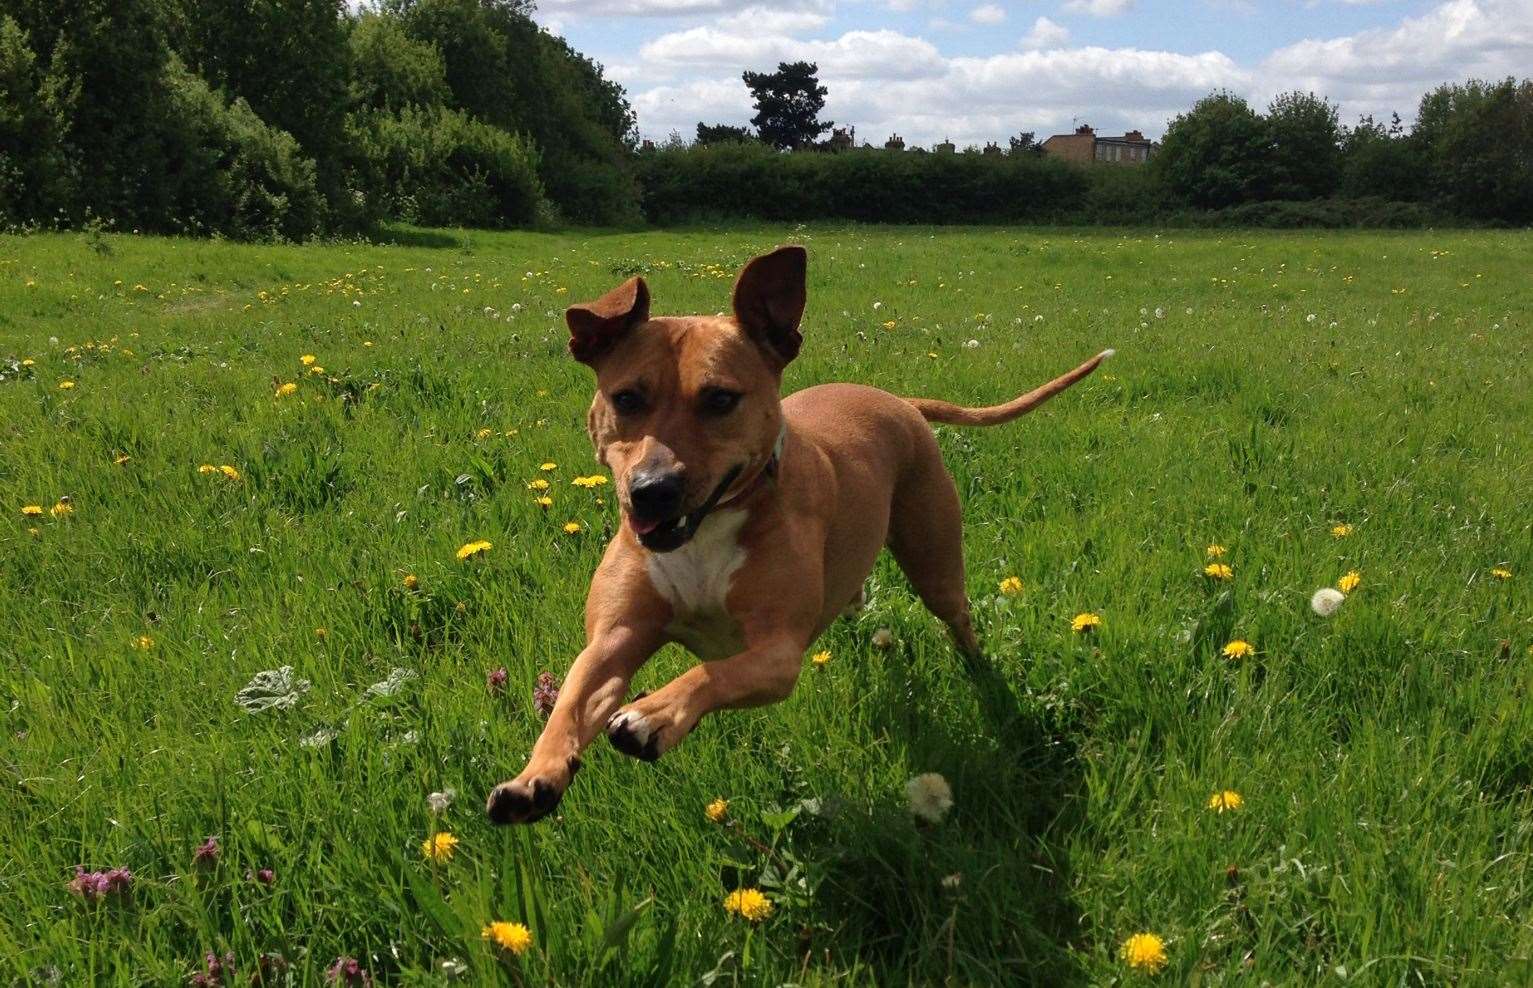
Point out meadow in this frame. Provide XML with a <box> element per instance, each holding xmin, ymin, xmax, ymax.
<box><xmin>1</xmin><ymin>223</ymin><xmax>1529</xmax><ymax>986</ymax></box>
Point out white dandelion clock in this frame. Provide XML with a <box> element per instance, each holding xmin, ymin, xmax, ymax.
<box><xmin>906</xmin><ymin>772</ymin><xmax>954</xmax><ymax>824</ymax></box>
<box><xmin>1311</xmin><ymin>587</ymin><xmax>1346</xmax><ymax>617</ymax></box>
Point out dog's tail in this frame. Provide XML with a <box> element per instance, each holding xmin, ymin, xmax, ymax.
<box><xmin>904</xmin><ymin>349</ymin><xmax>1114</xmax><ymax>427</ymax></box>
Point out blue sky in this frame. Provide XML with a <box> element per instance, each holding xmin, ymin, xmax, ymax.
<box><xmin>526</xmin><ymin>0</ymin><xmax>1532</xmax><ymax>146</ymax></box>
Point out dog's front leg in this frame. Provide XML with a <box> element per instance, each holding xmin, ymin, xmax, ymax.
<box><xmin>486</xmin><ymin>622</ymin><xmax>662</xmax><ymax>824</ymax></box>
<box><xmin>606</xmin><ymin>634</ymin><xmax>807</xmax><ymax>762</ymax></box>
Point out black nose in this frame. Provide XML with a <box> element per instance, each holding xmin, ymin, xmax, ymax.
<box><xmin>629</xmin><ymin>472</ymin><xmax>684</xmax><ymax>519</ymax></box>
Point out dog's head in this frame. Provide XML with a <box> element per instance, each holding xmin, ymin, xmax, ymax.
<box><xmin>565</xmin><ymin>246</ymin><xmax>806</xmax><ymax>552</ymax></box>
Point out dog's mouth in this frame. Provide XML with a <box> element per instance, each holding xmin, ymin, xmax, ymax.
<box><xmin>628</xmin><ymin>464</ymin><xmax>742</xmax><ymax>553</ymax></box>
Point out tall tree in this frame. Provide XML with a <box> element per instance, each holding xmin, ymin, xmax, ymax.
<box><xmin>1265</xmin><ymin>90</ymin><xmax>1341</xmax><ymax>200</ymax></box>
<box><xmin>695</xmin><ymin>122</ymin><xmax>754</xmax><ymax>146</ymax></box>
<box><xmin>1154</xmin><ymin>90</ymin><xmax>1270</xmax><ymax>208</ymax></box>
<box><xmin>742</xmin><ymin>61</ymin><xmax>830</xmax><ymax>151</ymax></box>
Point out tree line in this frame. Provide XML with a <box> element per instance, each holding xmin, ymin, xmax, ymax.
<box><xmin>2</xmin><ymin>7</ymin><xmax>1529</xmax><ymax>238</ymax></box>
<box><xmin>0</xmin><ymin>0</ymin><xmax>638</xmax><ymax>239</ymax></box>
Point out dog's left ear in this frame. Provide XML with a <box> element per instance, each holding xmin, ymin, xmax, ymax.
<box><xmin>567</xmin><ymin>276</ymin><xmax>650</xmax><ymax>366</ymax></box>
<box><xmin>732</xmin><ymin>245</ymin><xmax>806</xmax><ymax>368</ymax></box>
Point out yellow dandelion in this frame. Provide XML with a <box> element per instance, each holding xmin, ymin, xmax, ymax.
<box><xmin>722</xmin><ymin>888</ymin><xmax>774</xmax><ymax>922</ymax></box>
<box><xmin>527</xmin><ymin>478</ymin><xmax>550</xmax><ymax>491</ymax></box>
<box><xmin>457</xmin><ymin>540</ymin><xmax>492</xmax><ymax>561</ymax></box>
<box><xmin>1206</xmin><ymin>790</ymin><xmax>1244</xmax><ymax>812</ymax></box>
<box><xmin>21</xmin><ymin>505</ymin><xmax>44</xmax><ymax>518</ymax></box>
<box><xmin>300</xmin><ymin>354</ymin><xmax>316</xmax><ymax>366</ymax></box>
<box><xmin>403</xmin><ymin>574</ymin><xmax>419</xmax><ymax>591</ymax></box>
<box><xmin>562</xmin><ymin>521</ymin><xmax>582</xmax><ymax>534</ymax></box>
<box><xmin>811</xmin><ymin>649</ymin><xmax>831</xmax><ymax>667</ymax></box>
<box><xmin>1491</xmin><ymin>567</ymin><xmax>1512</xmax><ymax>581</ymax></box>
<box><xmin>481</xmin><ymin>920</ymin><xmax>533</xmax><ymax>956</ymax></box>
<box><xmin>705</xmin><ymin>798</ymin><xmax>729</xmax><ymax>823</ymax></box>
<box><xmin>535</xmin><ymin>496</ymin><xmax>553</xmax><ymax>508</ymax></box>
<box><xmin>218</xmin><ymin>465</ymin><xmax>241</xmax><ymax>481</ymax></box>
<box><xmin>307</xmin><ymin>365</ymin><xmax>325</xmax><ymax>376</ymax></box>
<box><xmin>998</xmin><ymin>576</ymin><xmax>1023</xmax><ymax>596</ymax></box>
<box><xmin>1337</xmin><ymin>570</ymin><xmax>1361</xmax><ymax>594</ymax></box>
<box><xmin>1203</xmin><ymin>563</ymin><xmax>1233</xmax><ymax>581</ymax></box>
<box><xmin>50</xmin><ymin>501</ymin><xmax>73</xmax><ymax>518</ymax></box>
<box><xmin>314</xmin><ymin>627</ymin><xmax>328</xmax><ymax>640</ymax></box>
<box><xmin>1205</xmin><ymin>544</ymin><xmax>1227</xmax><ymax>558</ymax></box>
<box><xmin>275</xmin><ymin>382</ymin><xmax>298</xmax><ymax>398</ymax></box>
<box><xmin>539</xmin><ymin>462</ymin><xmax>557</xmax><ymax>472</ymax></box>
<box><xmin>57</xmin><ymin>380</ymin><xmax>76</xmax><ymax>391</ymax></box>
<box><xmin>475</xmin><ymin>428</ymin><xmax>493</xmax><ymax>440</ymax></box>
<box><xmin>131</xmin><ymin>634</ymin><xmax>154</xmax><ymax>651</ymax></box>
<box><xmin>1120</xmin><ymin>932</ymin><xmax>1168</xmax><ymax>974</ymax></box>
<box><xmin>198</xmin><ymin>464</ymin><xmax>219</xmax><ymax>475</ymax></box>
<box><xmin>113</xmin><ymin>454</ymin><xmax>131</xmax><ymax>466</ymax></box>
<box><xmin>1071</xmin><ymin>612</ymin><xmax>1102</xmax><ymax>633</ymax></box>
<box><xmin>1222</xmin><ymin>639</ymin><xmax>1254</xmax><ymax>660</ymax></box>
<box><xmin>420</xmin><ymin>831</ymin><xmax>458</xmax><ymax>863</ymax></box>
<box><xmin>1331</xmin><ymin>523</ymin><xmax>1353</xmax><ymax>539</ymax></box>
<box><xmin>882</xmin><ymin>320</ymin><xmax>897</xmax><ymax>330</ymax></box>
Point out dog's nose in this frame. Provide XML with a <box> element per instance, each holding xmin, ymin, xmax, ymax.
<box><xmin>628</xmin><ymin>471</ymin><xmax>684</xmax><ymax>520</ymax></box>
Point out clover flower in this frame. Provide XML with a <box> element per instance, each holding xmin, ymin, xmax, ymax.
<box><xmin>532</xmin><ymin>672</ymin><xmax>560</xmax><ymax>718</ymax></box>
<box><xmin>67</xmin><ymin>866</ymin><xmax>133</xmax><ymax>902</ymax></box>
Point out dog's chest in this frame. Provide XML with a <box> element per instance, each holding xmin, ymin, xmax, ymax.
<box><xmin>645</xmin><ymin>509</ymin><xmax>748</xmax><ymax>661</ymax></box>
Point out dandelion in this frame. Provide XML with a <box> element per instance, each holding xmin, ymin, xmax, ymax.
<box><xmin>300</xmin><ymin>354</ymin><xmax>317</xmax><ymax>366</ymax></box>
<box><xmin>532</xmin><ymin>672</ymin><xmax>560</xmax><ymax>717</ymax></box>
<box><xmin>1491</xmin><ymin>567</ymin><xmax>1512</xmax><ymax>581</ymax></box>
<box><xmin>811</xmin><ymin>649</ymin><xmax>831</xmax><ymax>667</ymax></box>
<box><xmin>1331</xmin><ymin>523</ymin><xmax>1353</xmax><ymax>539</ymax></box>
<box><xmin>722</xmin><ymin>888</ymin><xmax>774</xmax><ymax>922</ymax></box>
<box><xmin>1206</xmin><ymin>790</ymin><xmax>1244</xmax><ymax>813</ymax></box>
<box><xmin>314</xmin><ymin>627</ymin><xmax>328</xmax><ymax>641</ymax></box>
<box><xmin>527</xmin><ymin>478</ymin><xmax>550</xmax><ymax>491</ymax></box>
<box><xmin>562</xmin><ymin>521</ymin><xmax>582</xmax><ymax>534</ymax></box>
<box><xmin>457</xmin><ymin>540</ymin><xmax>492</xmax><ymax>561</ymax></box>
<box><xmin>486</xmin><ymin>666</ymin><xmax>508</xmax><ymax>696</ymax></box>
<box><xmin>275</xmin><ymin>382</ymin><xmax>298</xmax><ymax>397</ymax></box>
<box><xmin>50</xmin><ymin>500</ymin><xmax>73</xmax><ymax>518</ymax></box>
<box><xmin>536</xmin><ymin>496</ymin><xmax>553</xmax><ymax>508</ymax></box>
<box><xmin>1203</xmin><ymin>563</ymin><xmax>1233</xmax><ymax>581</ymax></box>
<box><xmin>1310</xmin><ymin>588</ymin><xmax>1345</xmax><ymax>616</ymax></box>
<box><xmin>421</xmin><ymin>832</ymin><xmax>459</xmax><ymax>864</ymax></box>
<box><xmin>218</xmin><ymin>465</ymin><xmax>240</xmax><ymax>481</ymax></box>
<box><xmin>1205</xmin><ymin>544</ymin><xmax>1227</xmax><ymax>558</ymax></box>
<box><xmin>475</xmin><ymin>428</ymin><xmax>493</xmax><ymax>440</ymax></box>
<box><xmin>325</xmin><ymin>956</ymin><xmax>371</xmax><ymax>986</ymax></box>
<box><xmin>906</xmin><ymin>772</ymin><xmax>953</xmax><ymax>824</ymax></box>
<box><xmin>1120</xmin><ymin>932</ymin><xmax>1168</xmax><ymax>974</ymax></box>
<box><xmin>706</xmin><ymin>798</ymin><xmax>729</xmax><ymax>823</ymax></box>
<box><xmin>427</xmin><ymin>789</ymin><xmax>456</xmax><ymax>814</ymax></box>
<box><xmin>998</xmin><ymin>576</ymin><xmax>1023</xmax><ymax>596</ymax></box>
<box><xmin>58</xmin><ymin>380</ymin><xmax>75</xmax><ymax>390</ymax></box>
<box><xmin>482</xmin><ymin>920</ymin><xmax>534</xmax><ymax>955</ymax></box>
<box><xmin>308</xmin><ymin>365</ymin><xmax>325</xmax><ymax>376</ymax></box>
<box><xmin>1071</xmin><ymin>612</ymin><xmax>1101</xmax><ymax>633</ymax></box>
<box><xmin>1222</xmin><ymin>639</ymin><xmax>1254</xmax><ymax>660</ymax></box>
<box><xmin>198</xmin><ymin>464</ymin><xmax>218</xmax><ymax>475</ymax></box>
<box><xmin>539</xmin><ymin>462</ymin><xmax>557</xmax><ymax>472</ymax></box>
<box><xmin>113</xmin><ymin>454</ymin><xmax>131</xmax><ymax>465</ymax></box>
<box><xmin>871</xmin><ymin>627</ymin><xmax>895</xmax><ymax>649</ymax></box>
<box><xmin>572</xmin><ymin>475</ymin><xmax>609</xmax><ymax>488</ymax></box>
<box><xmin>403</xmin><ymin>574</ymin><xmax>419</xmax><ymax>591</ymax></box>
<box><xmin>882</xmin><ymin>320</ymin><xmax>897</xmax><ymax>330</ymax></box>
<box><xmin>193</xmin><ymin>836</ymin><xmax>220</xmax><ymax>866</ymax></box>
<box><xmin>131</xmin><ymin>634</ymin><xmax>154</xmax><ymax>651</ymax></box>
<box><xmin>21</xmin><ymin>505</ymin><xmax>43</xmax><ymax>518</ymax></box>
<box><xmin>1337</xmin><ymin>570</ymin><xmax>1361</xmax><ymax>594</ymax></box>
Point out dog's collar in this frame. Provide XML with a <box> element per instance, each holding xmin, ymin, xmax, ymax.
<box><xmin>715</xmin><ymin>421</ymin><xmax>786</xmax><ymax>512</ymax></box>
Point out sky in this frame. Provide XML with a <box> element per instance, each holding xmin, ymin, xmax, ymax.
<box><xmin>529</xmin><ymin>0</ymin><xmax>1533</xmax><ymax>147</ymax></box>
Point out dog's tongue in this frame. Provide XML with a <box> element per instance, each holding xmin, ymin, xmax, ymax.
<box><xmin>630</xmin><ymin>516</ymin><xmax>661</xmax><ymax>535</ymax></box>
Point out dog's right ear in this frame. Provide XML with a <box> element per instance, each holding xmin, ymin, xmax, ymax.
<box><xmin>566</xmin><ymin>277</ymin><xmax>650</xmax><ymax>365</ymax></box>
<box><xmin>733</xmin><ymin>245</ymin><xmax>807</xmax><ymax>369</ymax></box>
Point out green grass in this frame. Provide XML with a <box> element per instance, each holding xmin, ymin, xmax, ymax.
<box><xmin>2</xmin><ymin>224</ymin><xmax>1530</xmax><ymax>986</ymax></box>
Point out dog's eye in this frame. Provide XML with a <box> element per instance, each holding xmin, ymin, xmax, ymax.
<box><xmin>610</xmin><ymin>390</ymin><xmax>645</xmax><ymax>415</ymax></box>
<box><xmin>700</xmin><ymin>388</ymin><xmax>742</xmax><ymax>416</ymax></box>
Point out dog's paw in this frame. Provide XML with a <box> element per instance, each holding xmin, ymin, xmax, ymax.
<box><xmin>485</xmin><ymin>761</ymin><xmax>578</xmax><ymax>825</ymax></box>
<box><xmin>606</xmin><ymin>708</ymin><xmax>662</xmax><ymax>762</ymax></box>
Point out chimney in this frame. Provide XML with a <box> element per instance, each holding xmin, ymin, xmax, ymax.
<box><xmin>1124</xmin><ymin>130</ymin><xmax>1145</xmax><ymax>142</ymax></box>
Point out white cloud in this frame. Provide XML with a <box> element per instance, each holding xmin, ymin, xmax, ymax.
<box><xmin>1021</xmin><ymin>16</ymin><xmax>1070</xmax><ymax>49</ymax></box>
<box><xmin>641</xmin><ymin>26</ymin><xmax>947</xmax><ymax>79</ymax></box>
<box><xmin>970</xmin><ymin>3</ymin><xmax>1006</xmax><ymax>24</ymax></box>
<box><xmin>541</xmin><ymin>0</ymin><xmax>805</xmax><ymax>14</ymax></box>
<box><xmin>1062</xmin><ymin>0</ymin><xmax>1137</xmax><ymax>16</ymax></box>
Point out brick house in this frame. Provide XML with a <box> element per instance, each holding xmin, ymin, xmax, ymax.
<box><xmin>1042</xmin><ymin>124</ymin><xmax>1156</xmax><ymax>165</ymax></box>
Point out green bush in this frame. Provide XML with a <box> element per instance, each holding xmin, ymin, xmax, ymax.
<box><xmin>352</xmin><ymin>106</ymin><xmax>548</xmax><ymax>228</ymax></box>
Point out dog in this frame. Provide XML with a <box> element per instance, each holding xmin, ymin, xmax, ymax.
<box><xmin>486</xmin><ymin>245</ymin><xmax>1111</xmax><ymax>824</ymax></box>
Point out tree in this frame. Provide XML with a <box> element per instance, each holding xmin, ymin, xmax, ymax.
<box><xmin>1413</xmin><ymin>77</ymin><xmax>1533</xmax><ymax>222</ymax></box>
<box><xmin>1265</xmin><ymin>91</ymin><xmax>1341</xmax><ymax>200</ymax></box>
<box><xmin>1154</xmin><ymin>90</ymin><xmax>1270</xmax><ymax>208</ymax></box>
<box><xmin>742</xmin><ymin>61</ymin><xmax>830</xmax><ymax>151</ymax></box>
<box><xmin>1339</xmin><ymin>114</ymin><xmax>1424</xmax><ymax>200</ymax></box>
<box><xmin>695</xmin><ymin>122</ymin><xmax>755</xmax><ymax>146</ymax></box>
<box><xmin>348</xmin><ymin>12</ymin><xmax>450</xmax><ymax>112</ymax></box>
<box><xmin>1007</xmin><ymin>131</ymin><xmax>1042</xmax><ymax>156</ymax></box>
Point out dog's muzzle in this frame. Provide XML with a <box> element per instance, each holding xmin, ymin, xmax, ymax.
<box><xmin>628</xmin><ymin>464</ymin><xmax>742</xmax><ymax>553</ymax></box>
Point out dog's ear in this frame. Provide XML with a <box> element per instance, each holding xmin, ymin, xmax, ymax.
<box><xmin>732</xmin><ymin>245</ymin><xmax>806</xmax><ymax>368</ymax></box>
<box><xmin>566</xmin><ymin>276</ymin><xmax>650</xmax><ymax>365</ymax></box>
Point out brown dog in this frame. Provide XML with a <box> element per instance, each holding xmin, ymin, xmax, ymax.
<box><xmin>486</xmin><ymin>245</ymin><xmax>1111</xmax><ymax>824</ymax></box>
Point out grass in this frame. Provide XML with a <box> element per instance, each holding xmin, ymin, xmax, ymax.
<box><xmin>1</xmin><ymin>224</ymin><xmax>1530</xmax><ymax>985</ymax></box>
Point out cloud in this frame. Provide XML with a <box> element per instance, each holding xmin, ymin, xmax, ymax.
<box><xmin>970</xmin><ymin>3</ymin><xmax>1006</xmax><ymax>24</ymax></box>
<box><xmin>1061</xmin><ymin>0</ymin><xmax>1136</xmax><ymax>16</ymax></box>
<box><xmin>540</xmin><ymin>0</ymin><xmax>826</xmax><ymax>15</ymax></box>
<box><xmin>1020</xmin><ymin>16</ymin><xmax>1070</xmax><ymax>49</ymax></box>
<box><xmin>641</xmin><ymin>25</ymin><xmax>947</xmax><ymax>79</ymax></box>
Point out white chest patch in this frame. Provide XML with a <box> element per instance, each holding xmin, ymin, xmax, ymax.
<box><xmin>646</xmin><ymin>508</ymin><xmax>748</xmax><ymax>660</ymax></box>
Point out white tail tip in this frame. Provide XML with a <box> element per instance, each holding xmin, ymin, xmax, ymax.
<box><xmin>1099</xmin><ymin>348</ymin><xmax>1116</xmax><ymax>361</ymax></box>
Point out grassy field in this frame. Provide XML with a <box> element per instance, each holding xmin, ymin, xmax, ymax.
<box><xmin>2</xmin><ymin>224</ymin><xmax>1530</xmax><ymax>986</ymax></box>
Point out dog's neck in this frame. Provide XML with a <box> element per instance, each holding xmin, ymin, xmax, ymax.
<box><xmin>714</xmin><ymin>420</ymin><xmax>786</xmax><ymax>513</ymax></box>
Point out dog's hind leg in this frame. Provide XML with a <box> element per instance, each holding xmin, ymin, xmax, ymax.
<box><xmin>886</xmin><ymin>443</ymin><xmax>980</xmax><ymax>656</ymax></box>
